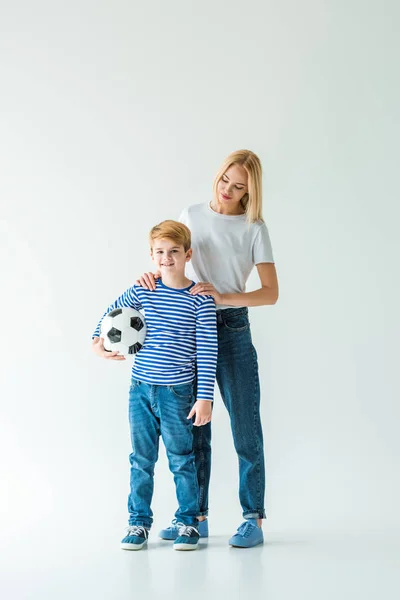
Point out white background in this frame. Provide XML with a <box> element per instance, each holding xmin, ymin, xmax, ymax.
<box><xmin>1</xmin><ymin>1</ymin><xmax>399</xmax><ymax>598</ymax></box>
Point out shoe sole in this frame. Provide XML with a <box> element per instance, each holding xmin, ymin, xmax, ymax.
<box><xmin>229</xmin><ymin>541</ymin><xmax>264</xmax><ymax>548</ymax></box>
<box><xmin>120</xmin><ymin>541</ymin><xmax>148</xmax><ymax>550</ymax></box>
<box><xmin>173</xmin><ymin>543</ymin><xmax>199</xmax><ymax>551</ymax></box>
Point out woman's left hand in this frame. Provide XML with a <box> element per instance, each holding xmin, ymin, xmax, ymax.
<box><xmin>190</xmin><ymin>282</ymin><xmax>224</xmax><ymax>304</ymax></box>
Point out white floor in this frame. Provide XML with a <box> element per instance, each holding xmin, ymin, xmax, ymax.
<box><xmin>2</xmin><ymin>526</ymin><xmax>400</xmax><ymax>600</ymax></box>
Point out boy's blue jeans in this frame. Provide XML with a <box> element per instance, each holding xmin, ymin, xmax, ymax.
<box><xmin>194</xmin><ymin>307</ymin><xmax>266</xmax><ymax>520</ymax></box>
<box><xmin>127</xmin><ymin>379</ymin><xmax>199</xmax><ymax>529</ymax></box>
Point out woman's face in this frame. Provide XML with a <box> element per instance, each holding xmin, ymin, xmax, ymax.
<box><xmin>217</xmin><ymin>164</ymin><xmax>248</xmax><ymax>209</ymax></box>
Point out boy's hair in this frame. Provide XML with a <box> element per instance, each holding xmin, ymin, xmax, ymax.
<box><xmin>149</xmin><ymin>220</ymin><xmax>191</xmax><ymax>252</ymax></box>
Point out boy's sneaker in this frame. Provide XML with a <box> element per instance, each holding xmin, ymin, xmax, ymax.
<box><xmin>229</xmin><ymin>519</ymin><xmax>264</xmax><ymax>548</ymax></box>
<box><xmin>173</xmin><ymin>524</ymin><xmax>200</xmax><ymax>551</ymax></box>
<box><xmin>120</xmin><ymin>525</ymin><xmax>149</xmax><ymax>550</ymax></box>
<box><xmin>159</xmin><ymin>518</ymin><xmax>208</xmax><ymax>540</ymax></box>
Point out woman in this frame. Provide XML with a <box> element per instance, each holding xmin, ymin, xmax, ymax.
<box><xmin>137</xmin><ymin>149</ymin><xmax>278</xmax><ymax>547</ymax></box>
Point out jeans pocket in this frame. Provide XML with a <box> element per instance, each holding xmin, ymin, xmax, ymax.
<box><xmin>168</xmin><ymin>382</ymin><xmax>194</xmax><ymax>399</ymax></box>
<box><xmin>224</xmin><ymin>317</ymin><xmax>250</xmax><ymax>332</ymax></box>
<box><xmin>129</xmin><ymin>379</ymin><xmax>140</xmax><ymax>394</ymax></box>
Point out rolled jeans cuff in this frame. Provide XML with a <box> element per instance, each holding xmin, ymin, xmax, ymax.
<box><xmin>128</xmin><ymin>520</ymin><xmax>152</xmax><ymax>529</ymax></box>
<box><xmin>243</xmin><ymin>510</ymin><xmax>266</xmax><ymax>520</ymax></box>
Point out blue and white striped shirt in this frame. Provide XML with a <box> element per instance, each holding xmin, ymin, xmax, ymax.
<box><xmin>93</xmin><ymin>279</ymin><xmax>218</xmax><ymax>402</ymax></box>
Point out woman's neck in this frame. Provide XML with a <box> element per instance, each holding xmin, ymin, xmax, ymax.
<box><xmin>210</xmin><ymin>200</ymin><xmax>245</xmax><ymax>216</ymax></box>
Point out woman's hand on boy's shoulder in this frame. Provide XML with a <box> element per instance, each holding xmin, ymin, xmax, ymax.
<box><xmin>91</xmin><ymin>336</ymin><xmax>126</xmax><ymax>360</ymax></box>
<box><xmin>187</xmin><ymin>400</ymin><xmax>212</xmax><ymax>427</ymax></box>
<box><xmin>190</xmin><ymin>282</ymin><xmax>223</xmax><ymax>304</ymax></box>
<box><xmin>135</xmin><ymin>271</ymin><xmax>161</xmax><ymax>290</ymax></box>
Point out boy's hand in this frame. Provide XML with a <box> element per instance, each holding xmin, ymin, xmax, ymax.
<box><xmin>187</xmin><ymin>400</ymin><xmax>212</xmax><ymax>427</ymax></box>
<box><xmin>135</xmin><ymin>271</ymin><xmax>161</xmax><ymax>291</ymax></box>
<box><xmin>91</xmin><ymin>336</ymin><xmax>126</xmax><ymax>360</ymax></box>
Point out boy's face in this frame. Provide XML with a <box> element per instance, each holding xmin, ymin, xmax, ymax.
<box><xmin>151</xmin><ymin>238</ymin><xmax>192</xmax><ymax>275</ymax></box>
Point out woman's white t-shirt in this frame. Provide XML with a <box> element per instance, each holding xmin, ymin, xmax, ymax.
<box><xmin>179</xmin><ymin>202</ymin><xmax>274</xmax><ymax>310</ymax></box>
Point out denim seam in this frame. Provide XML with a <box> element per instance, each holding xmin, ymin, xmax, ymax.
<box><xmin>252</xmin><ymin>344</ymin><xmax>265</xmax><ymax>516</ymax></box>
<box><xmin>224</xmin><ymin>324</ymin><xmax>250</xmax><ymax>332</ymax></box>
<box><xmin>197</xmin><ymin>426</ymin><xmax>205</xmax><ymax>509</ymax></box>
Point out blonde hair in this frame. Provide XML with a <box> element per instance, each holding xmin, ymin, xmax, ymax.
<box><xmin>149</xmin><ymin>220</ymin><xmax>191</xmax><ymax>252</ymax></box>
<box><xmin>212</xmin><ymin>149</ymin><xmax>264</xmax><ymax>223</ymax></box>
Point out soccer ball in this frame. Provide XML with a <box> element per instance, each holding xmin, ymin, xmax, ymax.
<box><xmin>100</xmin><ymin>307</ymin><xmax>146</xmax><ymax>356</ymax></box>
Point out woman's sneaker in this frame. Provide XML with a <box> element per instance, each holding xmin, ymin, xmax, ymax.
<box><xmin>159</xmin><ymin>518</ymin><xmax>209</xmax><ymax>540</ymax></box>
<box><xmin>120</xmin><ymin>525</ymin><xmax>149</xmax><ymax>550</ymax></box>
<box><xmin>173</xmin><ymin>524</ymin><xmax>200</xmax><ymax>551</ymax></box>
<box><xmin>229</xmin><ymin>519</ymin><xmax>264</xmax><ymax>548</ymax></box>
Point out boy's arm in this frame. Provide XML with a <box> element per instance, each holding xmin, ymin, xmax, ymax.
<box><xmin>193</xmin><ymin>295</ymin><xmax>218</xmax><ymax>404</ymax></box>
<box><xmin>92</xmin><ymin>285</ymin><xmax>143</xmax><ymax>339</ymax></box>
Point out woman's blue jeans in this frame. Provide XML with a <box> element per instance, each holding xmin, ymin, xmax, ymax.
<box><xmin>194</xmin><ymin>307</ymin><xmax>266</xmax><ymax>520</ymax></box>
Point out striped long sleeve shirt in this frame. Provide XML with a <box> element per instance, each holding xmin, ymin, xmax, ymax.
<box><xmin>93</xmin><ymin>279</ymin><xmax>218</xmax><ymax>402</ymax></box>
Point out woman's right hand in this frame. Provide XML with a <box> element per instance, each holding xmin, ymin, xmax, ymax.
<box><xmin>91</xmin><ymin>336</ymin><xmax>126</xmax><ymax>360</ymax></box>
<box><xmin>135</xmin><ymin>271</ymin><xmax>161</xmax><ymax>290</ymax></box>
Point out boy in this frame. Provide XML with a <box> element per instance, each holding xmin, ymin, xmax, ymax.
<box><xmin>92</xmin><ymin>220</ymin><xmax>217</xmax><ymax>551</ymax></box>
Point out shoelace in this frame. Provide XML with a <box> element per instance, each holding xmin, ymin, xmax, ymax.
<box><xmin>126</xmin><ymin>525</ymin><xmax>148</xmax><ymax>538</ymax></box>
<box><xmin>177</xmin><ymin>524</ymin><xmax>199</xmax><ymax>537</ymax></box>
<box><xmin>236</xmin><ymin>521</ymin><xmax>255</xmax><ymax>538</ymax></box>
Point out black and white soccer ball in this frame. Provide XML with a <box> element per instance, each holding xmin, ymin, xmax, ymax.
<box><xmin>100</xmin><ymin>308</ymin><xmax>146</xmax><ymax>356</ymax></box>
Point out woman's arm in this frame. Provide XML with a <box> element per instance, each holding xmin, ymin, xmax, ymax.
<box><xmin>222</xmin><ymin>263</ymin><xmax>278</xmax><ymax>307</ymax></box>
<box><xmin>190</xmin><ymin>263</ymin><xmax>279</xmax><ymax>307</ymax></box>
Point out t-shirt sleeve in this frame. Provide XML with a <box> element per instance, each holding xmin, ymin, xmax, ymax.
<box><xmin>252</xmin><ymin>224</ymin><xmax>274</xmax><ymax>264</ymax></box>
<box><xmin>92</xmin><ymin>285</ymin><xmax>143</xmax><ymax>338</ymax></box>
